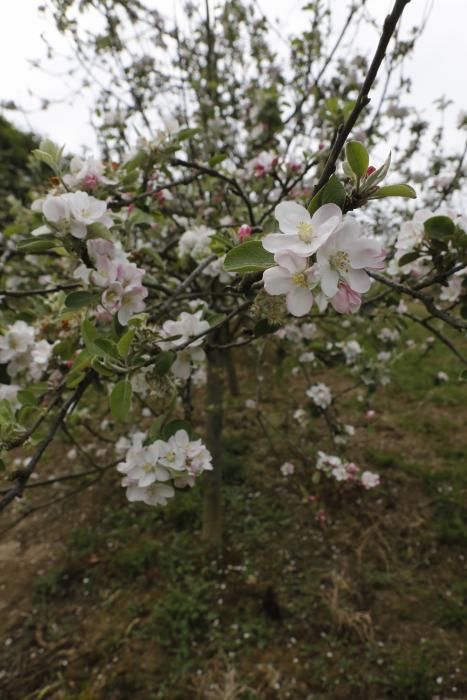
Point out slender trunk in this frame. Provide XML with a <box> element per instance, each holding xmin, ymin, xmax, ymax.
<box><xmin>202</xmin><ymin>344</ymin><xmax>224</xmax><ymax>547</ymax></box>
<box><xmin>225</xmin><ymin>348</ymin><xmax>239</xmax><ymax>397</ymax></box>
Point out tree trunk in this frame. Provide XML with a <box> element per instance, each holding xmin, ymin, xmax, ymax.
<box><xmin>225</xmin><ymin>348</ymin><xmax>239</xmax><ymax>397</ymax></box>
<box><xmin>202</xmin><ymin>345</ymin><xmax>224</xmax><ymax>547</ymax></box>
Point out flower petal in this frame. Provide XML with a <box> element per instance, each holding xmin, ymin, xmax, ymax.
<box><xmin>311</xmin><ymin>203</ymin><xmax>342</xmax><ymax>238</ymax></box>
<box><xmin>345</xmin><ymin>268</ymin><xmax>371</xmax><ymax>293</ymax></box>
<box><xmin>346</xmin><ymin>238</ymin><xmax>385</xmax><ymax>269</ymax></box>
<box><xmin>262</xmin><ymin>233</ymin><xmax>289</xmax><ymax>253</ymax></box>
<box><xmin>319</xmin><ymin>264</ymin><xmax>339</xmax><ymax>297</ymax></box>
<box><xmin>275</xmin><ymin>201</ymin><xmax>311</xmax><ymax>235</ymax></box>
<box><xmin>286</xmin><ymin>287</ymin><xmax>313</xmax><ymax>316</ymax></box>
<box><xmin>263</xmin><ymin>266</ymin><xmax>292</xmax><ymax>295</ymax></box>
<box><xmin>274</xmin><ymin>250</ymin><xmax>307</xmax><ymax>274</ymax></box>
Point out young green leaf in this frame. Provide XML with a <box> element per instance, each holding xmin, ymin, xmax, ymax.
<box><xmin>153</xmin><ymin>351</ymin><xmax>176</xmax><ymax>376</ymax></box>
<box><xmin>424</xmin><ymin>216</ymin><xmax>455</xmax><ymax>239</ymax></box>
<box><xmin>369</xmin><ymin>184</ymin><xmax>416</xmax><ymax>199</ymax></box>
<box><xmin>93</xmin><ymin>337</ymin><xmax>121</xmax><ymax>361</ymax></box>
<box><xmin>81</xmin><ymin>319</ymin><xmax>98</xmax><ymax>347</ymax></box>
<box><xmin>345</xmin><ymin>141</ymin><xmax>369</xmax><ymax>179</ymax></box>
<box><xmin>110</xmin><ymin>380</ymin><xmax>132</xmax><ymax>421</ymax></box>
<box><xmin>17</xmin><ymin>238</ymin><xmax>59</xmax><ymax>253</ymax></box>
<box><xmin>65</xmin><ymin>291</ymin><xmax>99</xmax><ymax>310</ymax></box>
<box><xmin>117</xmin><ymin>329</ymin><xmax>136</xmax><ymax>359</ymax></box>
<box><xmin>224</xmin><ymin>240</ymin><xmax>275</xmax><ymax>273</ymax></box>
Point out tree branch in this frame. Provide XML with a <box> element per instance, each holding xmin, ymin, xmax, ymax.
<box><xmin>310</xmin><ymin>0</ymin><xmax>411</xmax><ymax>199</ymax></box>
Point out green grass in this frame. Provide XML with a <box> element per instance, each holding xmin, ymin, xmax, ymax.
<box><xmin>2</xmin><ymin>330</ymin><xmax>467</xmax><ymax>700</ymax></box>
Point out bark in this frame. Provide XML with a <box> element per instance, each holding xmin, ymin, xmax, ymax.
<box><xmin>202</xmin><ymin>344</ymin><xmax>224</xmax><ymax>547</ymax></box>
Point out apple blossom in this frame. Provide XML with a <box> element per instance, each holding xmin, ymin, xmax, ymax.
<box><xmin>263</xmin><ymin>251</ymin><xmax>318</xmax><ymax>316</ymax></box>
<box><xmin>117</xmin><ymin>429</ymin><xmax>212</xmax><ymax>506</ymax></box>
<box><xmin>63</xmin><ymin>156</ymin><xmax>115</xmax><ymax>190</ymax></box>
<box><xmin>316</xmin><ymin>218</ymin><xmax>385</xmax><ymax>298</ymax></box>
<box><xmin>262</xmin><ymin>201</ymin><xmax>342</xmax><ymax>258</ymax></box>
<box><xmin>159</xmin><ymin>311</ymin><xmax>210</xmax><ymax>380</ymax></box>
<box><xmin>0</xmin><ymin>384</ymin><xmax>20</xmax><ymax>410</ymax></box>
<box><xmin>330</xmin><ymin>282</ymin><xmax>362</xmax><ymax>314</ymax></box>
<box><xmin>306</xmin><ymin>383</ymin><xmax>332</xmax><ymax>410</ymax></box>
<box><xmin>245</xmin><ymin>150</ymin><xmax>278</xmax><ymax>177</ymax></box>
<box><xmin>178</xmin><ymin>225</ymin><xmax>214</xmax><ymax>261</ymax></box>
<box><xmin>37</xmin><ymin>191</ymin><xmax>112</xmax><ymax>239</ymax></box>
<box><xmin>0</xmin><ymin>321</ymin><xmax>35</xmax><ymax>363</ymax></box>
<box><xmin>341</xmin><ymin>339</ymin><xmax>362</xmax><ymax>364</ymax></box>
<box><xmin>280</xmin><ymin>462</ymin><xmax>295</xmax><ymax>476</ymax></box>
<box><xmin>360</xmin><ymin>471</ymin><xmax>381</xmax><ymax>489</ymax></box>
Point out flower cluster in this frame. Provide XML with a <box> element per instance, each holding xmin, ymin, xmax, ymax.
<box><xmin>158</xmin><ymin>310</ymin><xmax>210</xmax><ymax>380</ymax></box>
<box><xmin>262</xmin><ymin>201</ymin><xmax>385</xmax><ymax>316</ymax></box>
<box><xmin>32</xmin><ymin>191</ymin><xmax>112</xmax><ymax>240</ymax></box>
<box><xmin>306</xmin><ymin>383</ymin><xmax>332</xmax><ymax>410</ymax></box>
<box><xmin>74</xmin><ymin>238</ymin><xmax>148</xmax><ymax>325</ymax></box>
<box><xmin>245</xmin><ymin>150</ymin><xmax>278</xmax><ymax>178</ymax></box>
<box><xmin>0</xmin><ymin>320</ymin><xmax>54</xmax><ymax>381</ymax></box>
<box><xmin>63</xmin><ymin>156</ymin><xmax>115</xmax><ymax>190</ymax></box>
<box><xmin>178</xmin><ymin>225</ymin><xmax>231</xmax><ymax>283</ymax></box>
<box><xmin>116</xmin><ymin>429</ymin><xmax>212</xmax><ymax>506</ymax></box>
<box><xmin>316</xmin><ymin>451</ymin><xmax>380</xmax><ymax>489</ymax></box>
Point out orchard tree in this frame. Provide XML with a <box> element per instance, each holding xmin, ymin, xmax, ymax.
<box><xmin>0</xmin><ymin>0</ymin><xmax>466</xmax><ymax>547</ymax></box>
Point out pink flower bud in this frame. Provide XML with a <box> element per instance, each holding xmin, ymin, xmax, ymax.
<box><xmin>330</xmin><ymin>282</ymin><xmax>362</xmax><ymax>314</ymax></box>
<box><xmin>238</xmin><ymin>224</ymin><xmax>253</xmax><ymax>242</ymax></box>
<box><xmin>82</xmin><ymin>174</ymin><xmax>99</xmax><ymax>190</ymax></box>
<box><xmin>364</xmin><ymin>409</ymin><xmax>376</xmax><ymax>421</ymax></box>
<box><xmin>366</xmin><ymin>166</ymin><xmax>376</xmax><ymax>176</ymax></box>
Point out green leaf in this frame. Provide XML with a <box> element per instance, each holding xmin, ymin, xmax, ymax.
<box><xmin>0</xmin><ymin>399</ymin><xmax>14</xmax><ymax>423</ymax></box>
<box><xmin>208</xmin><ymin>153</ymin><xmax>228</xmax><ymax>167</ymax></box>
<box><xmin>254</xmin><ymin>320</ymin><xmax>281</xmax><ymax>337</ymax></box>
<box><xmin>153</xmin><ymin>351</ymin><xmax>176</xmax><ymax>376</ymax></box>
<box><xmin>70</xmin><ymin>348</ymin><xmax>93</xmax><ymax>372</ymax></box>
<box><xmin>176</xmin><ymin>127</ymin><xmax>200</xmax><ymax>141</ymax></box>
<box><xmin>53</xmin><ymin>338</ymin><xmax>75</xmax><ymax>360</ymax></box>
<box><xmin>32</xmin><ymin>140</ymin><xmax>64</xmax><ymax>172</ymax></box>
<box><xmin>93</xmin><ymin>337</ymin><xmax>120</xmax><ymax>361</ymax></box>
<box><xmin>110</xmin><ymin>380</ymin><xmax>132</xmax><ymax>421</ymax></box>
<box><xmin>64</xmin><ymin>291</ymin><xmax>99</xmax><ymax>310</ymax></box>
<box><xmin>87</xmin><ymin>222</ymin><xmax>112</xmax><ymax>238</ymax></box>
<box><xmin>161</xmin><ymin>419</ymin><xmax>193</xmax><ymax>440</ymax></box>
<box><xmin>17</xmin><ymin>390</ymin><xmax>38</xmax><ymax>407</ymax></box>
<box><xmin>148</xmin><ymin>416</ymin><xmax>164</xmax><ymax>441</ymax></box>
<box><xmin>224</xmin><ymin>240</ymin><xmax>275</xmax><ymax>273</ymax></box>
<box><xmin>308</xmin><ymin>175</ymin><xmax>346</xmax><ymax>214</ymax></box>
<box><xmin>364</xmin><ymin>152</ymin><xmax>391</xmax><ymax>188</ymax></box>
<box><xmin>424</xmin><ymin>216</ymin><xmax>455</xmax><ymax>239</ymax></box>
<box><xmin>117</xmin><ymin>329</ymin><xmax>135</xmax><ymax>359</ymax></box>
<box><xmin>398</xmin><ymin>251</ymin><xmax>420</xmax><ymax>267</ymax></box>
<box><xmin>370</xmin><ymin>184</ymin><xmax>416</xmax><ymax>199</ymax></box>
<box><xmin>345</xmin><ymin>141</ymin><xmax>369</xmax><ymax>179</ymax></box>
<box><xmin>91</xmin><ymin>357</ymin><xmax>117</xmax><ymax>378</ymax></box>
<box><xmin>17</xmin><ymin>238</ymin><xmax>59</xmax><ymax>253</ymax></box>
<box><xmin>81</xmin><ymin>319</ymin><xmax>98</xmax><ymax>347</ymax></box>
<box><xmin>320</xmin><ymin>174</ymin><xmax>346</xmax><ymax>209</ymax></box>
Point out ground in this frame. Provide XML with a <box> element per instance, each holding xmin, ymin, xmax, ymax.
<box><xmin>0</xmin><ymin>324</ymin><xmax>466</xmax><ymax>700</ymax></box>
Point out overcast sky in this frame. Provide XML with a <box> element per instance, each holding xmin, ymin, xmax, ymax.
<box><xmin>0</xmin><ymin>0</ymin><xmax>465</xmax><ymax>155</ymax></box>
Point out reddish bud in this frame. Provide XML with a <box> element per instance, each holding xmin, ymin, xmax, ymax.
<box><xmin>366</xmin><ymin>166</ymin><xmax>376</xmax><ymax>176</ymax></box>
<box><xmin>238</xmin><ymin>224</ymin><xmax>253</xmax><ymax>242</ymax></box>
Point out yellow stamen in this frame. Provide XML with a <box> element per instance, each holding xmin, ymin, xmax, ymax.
<box><xmin>292</xmin><ymin>272</ymin><xmax>308</xmax><ymax>288</ymax></box>
<box><xmin>297</xmin><ymin>221</ymin><xmax>314</xmax><ymax>243</ymax></box>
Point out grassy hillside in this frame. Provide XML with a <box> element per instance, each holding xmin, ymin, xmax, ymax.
<box><xmin>0</xmin><ymin>327</ymin><xmax>466</xmax><ymax>700</ymax></box>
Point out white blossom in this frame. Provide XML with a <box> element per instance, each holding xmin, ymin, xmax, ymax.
<box><xmin>262</xmin><ymin>201</ymin><xmax>342</xmax><ymax>258</ymax></box>
<box><xmin>306</xmin><ymin>383</ymin><xmax>332</xmax><ymax>410</ymax></box>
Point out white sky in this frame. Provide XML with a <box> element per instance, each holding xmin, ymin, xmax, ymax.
<box><xmin>0</xmin><ymin>0</ymin><xmax>465</xmax><ymax>155</ymax></box>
